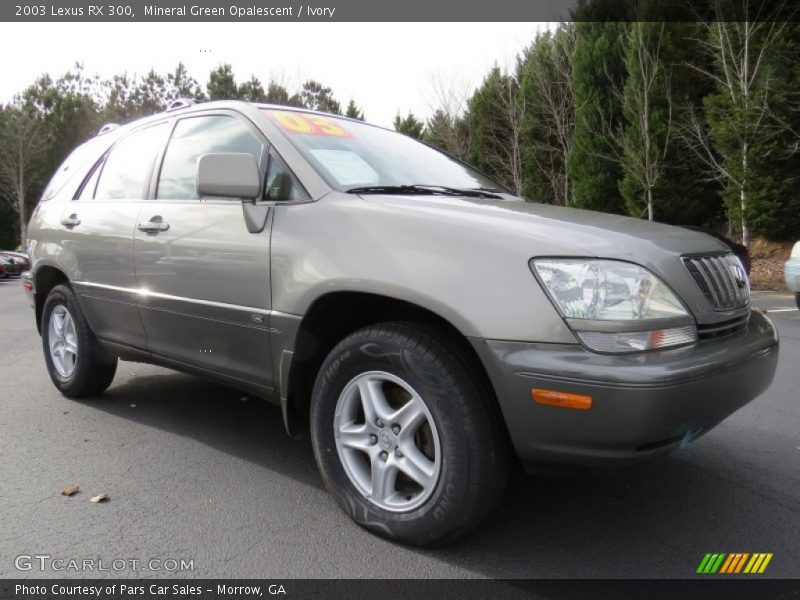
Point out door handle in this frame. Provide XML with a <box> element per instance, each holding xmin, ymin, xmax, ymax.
<box><xmin>137</xmin><ymin>217</ymin><xmax>170</xmax><ymax>233</ymax></box>
<box><xmin>61</xmin><ymin>214</ymin><xmax>81</xmax><ymax>228</ymax></box>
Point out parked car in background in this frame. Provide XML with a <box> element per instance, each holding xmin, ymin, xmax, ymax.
<box><xmin>0</xmin><ymin>262</ymin><xmax>5</xmax><ymax>279</ymax></box>
<box><xmin>0</xmin><ymin>256</ymin><xmax>20</xmax><ymax>278</ymax></box>
<box><xmin>24</xmin><ymin>101</ymin><xmax>779</xmax><ymax>545</ymax></box>
<box><xmin>785</xmin><ymin>241</ymin><xmax>800</xmax><ymax>309</ymax></box>
<box><xmin>680</xmin><ymin>226</ymin><xmax>750</xmax><ymax>275</ymax></box>
<box><xmin>1</xmin><ymin>251</ymin><xmax>31</xmax><ymax>273</ymax></box>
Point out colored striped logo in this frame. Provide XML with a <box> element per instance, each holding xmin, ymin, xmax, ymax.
<box><xmin>696</xmin><ymin>553</ymin><xmax>773</xmax><ymax>574</ymax></box>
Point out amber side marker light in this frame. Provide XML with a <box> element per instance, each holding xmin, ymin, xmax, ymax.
<box><xmin>532</xmin><ymin>388</ymin><xmax>593</xmax><ymax>411</ymax></box>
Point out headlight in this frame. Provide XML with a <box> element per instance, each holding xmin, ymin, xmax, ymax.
<box><xmin>532</xmin><ymin>259</ymin><xmax>696</xmax><ymax>353</ymax></box>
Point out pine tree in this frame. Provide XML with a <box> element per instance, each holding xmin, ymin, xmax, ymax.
<box><xmin>393</xmin><ymin>112</ymin><xmax>424</xmax><ymax>139</ymax></box>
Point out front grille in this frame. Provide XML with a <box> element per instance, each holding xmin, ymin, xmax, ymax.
<box><xmin>683</xmin><ymin>254</ymin><xmax>749</xmax><ymax>311</ymax></box>
<box><xmin>697</xmin><ymin>314</ymin><xmax>749</xmax><ymax>340</ymax></box>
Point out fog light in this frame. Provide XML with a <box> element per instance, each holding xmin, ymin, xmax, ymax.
<box><xmin>532</xmin><ymin>389</ymin><xmax>593</xmax><ymax>411</ymax></box>
<box><xmin>576</xmin><ymin>326</ymin><xmax>697</xmax><ymax>353</ymax></box>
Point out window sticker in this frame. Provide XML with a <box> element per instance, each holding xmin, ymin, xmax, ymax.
<box><xmin>268</xmin><ymin>110</ymin><xmax>352</xmax><ymax>137</ymax></box>
<box><xmin>309</xmin><ymin>149</ymin><xmax>380</xmax><ymax>186</ymax></box>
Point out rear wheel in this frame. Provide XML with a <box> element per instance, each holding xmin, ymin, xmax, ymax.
<box><xmin>42</xmin><ymin>284</ymin><xmax>117</xmax><ymax>398</ymax></box>
<box><xmin>310</xmin><ymin>322</ymin><xmax>509</xmax><ymax>546</ymax></box>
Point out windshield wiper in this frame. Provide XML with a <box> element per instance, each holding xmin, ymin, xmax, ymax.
<box><xmin>346</xmin><ymin>184</ymin><xmax>502</xmax><ymax>199</ymax></box>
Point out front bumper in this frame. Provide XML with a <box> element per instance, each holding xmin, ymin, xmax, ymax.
<box><xmin>785</xmin><ymin>258</ymin><xmax>800</xmax><ymax>292</ymax></box>
<box><xmin>471</xmin><ymin>310</ymin><xmax>779</xmax><ymax>470</ymax></box>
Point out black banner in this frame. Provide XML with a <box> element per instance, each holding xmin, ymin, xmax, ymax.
<box><xmin>3</xmin><ymin>580</ymin><xmax>800</xmax><ymax>600</ymax></box>
<box><xmin>1</xmin><ymin>0</ymin><xmax>578</xmax><ymax>22</ymax></box>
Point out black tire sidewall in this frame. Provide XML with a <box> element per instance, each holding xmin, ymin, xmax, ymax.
<box><xmin>311</xmin><ymin>326</ymin><xmax>476</xmax><ymax>546</ymax></box>
<box><xmin>42</xmin><ymin>287</ymin><xmax>82</xmax><ymax>391</ymax></box>
<box><xmin>41</xmin><ymin>284</ymin><xmax>116</xmax><ymax>397</ymax></box>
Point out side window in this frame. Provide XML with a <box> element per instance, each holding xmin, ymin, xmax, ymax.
<box><xmin>157</xmin><ymin>115</ymin><xmax>264</xmax><ymax>200</ymax></box>
<box><xmin>265</xmin><ymin>150</ymin><xmax>306</xmax><ymax>202</ymax></box>
<box><xmin>94</xmin><ymin>124</ymin><xmax>168</xmax><ymax>200</ymax></box>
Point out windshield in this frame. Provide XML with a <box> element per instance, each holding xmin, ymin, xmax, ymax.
<box><xmin>262</xmin><ymin>109</ymin><xmax>503</xmax><ymax>193</ymax></box>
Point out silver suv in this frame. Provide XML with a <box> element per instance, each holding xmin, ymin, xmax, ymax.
<box><xmin>25</xmin><ymin>100</ymin><xmax>779</xmax><ymax>545</ymax></box>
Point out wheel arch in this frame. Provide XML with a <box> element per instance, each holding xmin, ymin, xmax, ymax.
<box><xmin>34</xmin><ymin>265</ymin><xmax>71</xmax><ymax>334</ymax></box>
<box><xmin>281</xmin><ymin>290</ymin><xmax>507</xmax><ymax>441</ymax></box>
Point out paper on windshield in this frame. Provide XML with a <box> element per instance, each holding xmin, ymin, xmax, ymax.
<box><xmin>309</xmin><ymin>149</ymin><xmax>380</xmax><ymax>186</ymax></box>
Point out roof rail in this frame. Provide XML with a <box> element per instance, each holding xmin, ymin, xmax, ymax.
<box><xmin>166</xmin><ymin>98</ymin><xmax>197</xmax><ymax>112</ymax></box>
<box><xmin>97</xmin><ymin>123</ymin><xmax>119</xmax><ymax>136</ymax></box>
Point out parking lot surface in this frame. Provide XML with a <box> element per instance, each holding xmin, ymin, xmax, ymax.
<box><xmin>1</xmin><ymin>278</ymin><xmax>798</xmax><ymax>578</ymax></box>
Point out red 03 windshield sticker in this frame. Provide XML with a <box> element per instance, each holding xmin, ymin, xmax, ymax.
<box><xmin>268</xmin><ymin>110</ymin><xmax>353</xmax><ymax>138</ymax></box>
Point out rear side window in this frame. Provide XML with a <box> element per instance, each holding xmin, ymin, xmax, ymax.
<box><xmin>42</xmin><ymin>135</ymin><xmax>116</xmax><ymax>202</ymax></box>
<box><xmin>94</xmin><ymin>123</ymin><xmax>168</xmax><ymax>200</ymax></box>
<box><xmin>157</xmin><ymin>115</ymin><xmax>264</xmax><ymax>200</ymax></box>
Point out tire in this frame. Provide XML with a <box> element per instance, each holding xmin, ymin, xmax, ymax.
<box><xmin>795</xmin><ymin>293</ymin><xmax>800</xmax><ymax>310</ymax></box>
<box><xmin>310</xmin><ymin>322</ymin><xmax>509</xmax><ymax>546</ymax></box>
<box><xmin>41</xmin><ymin>284</ymin><xmax>117</xmax><ymax>398</ymax></box>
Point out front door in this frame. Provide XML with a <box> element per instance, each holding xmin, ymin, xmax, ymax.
<box><xmin>133</xmin><ymin>113</ymin><xmax>273</xmax><ymax>387</ymax></box>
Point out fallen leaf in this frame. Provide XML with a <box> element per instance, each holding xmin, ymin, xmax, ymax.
<box><xmin>61</xmin><ymin>485</ymin><xmax>79</xmax><ymax>497</ymax></box>
<box><xmin>130</xmin><ymin>404</ymin><xmax>136</xmax><ymax>408</ymax></box>
<box><xmin>90</xmin><ymin>493</ymin><xmax>109</xmax><ymax>503</ymax></box>
<box><xmin>240</xmin><ymin>396</ymin><xmax>249</xmax><ymax>402</ymax></box>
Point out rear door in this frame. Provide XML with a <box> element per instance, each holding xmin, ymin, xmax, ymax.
<box><xmin>133</xmin><ymin>112</ymin><xmax>274</xmax><ymax>387</ymax></box>
<box><xmin>62</xmin><ymin>122</ymin><xmax>169</xmax><ymax>349</ymax></box>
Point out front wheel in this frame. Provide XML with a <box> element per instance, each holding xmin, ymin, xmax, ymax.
<box><xmin>42</xmin><ymin>284</ymin><xmax>117</xmax><ymax>398</ymax></box>
<box><xmin>310</xmin><ymin>322</ymin><xmax>509</xmax><ymax>546</ymax></box>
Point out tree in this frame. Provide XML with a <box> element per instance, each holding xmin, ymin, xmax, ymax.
<box><xmin>237</xmin><ymin>75</ymin><xmax>267</xmax><ymax>102</ymax></box>
<box><xmin>468</xmin><ymin>67</ymin><xmax>526</xmax><ymax>195</ymax></box>
<box><xmin>131</xmin><ymin>69</ymin><xmax>170</xmax><ymax>114</ymax></box>
<box><xmin>167</xmin><ymin>62</ymin><xmax>205</xmax><ymax>101</ymax></box>
<box><xmin>207</xmin><ymin>64</ymin><xmax>239</xmax><ymax>100</ymax></box>
<box><xmin>425</xmin><ymin>72</ymin><xmax>472</xmax><ymax>159</ymax></box>
<box><xmin>0</xmin><ymin>106</ymin><xmax>49</xmax><ymax>245</ymax></box>
<box><xmin>617</xmin><ymin>22</ymin><xmax>672</xmax><ymax>221</ymax></box>
<box><xmin>345</xmin><ymin>99</ymin><xmax>364</xmax><ymax>120</ymax></box>
<box><xmin>683</xmin><ymin>1</ymin><xmax>791</xmax><ymax>245</ymax></box>
<box><xmin>518</xmin><ymin>25</ymin><xmax>576</xmax><ymax>205</ymax></box>
<box><xmin>301</xmin><ymin>80</ymin><xmax>341</xmax><ymax>114</ymax></box>
<box><xmin>266</xmin><ymin>82</ymin><xmax>303</xmax><ymax>107</ymax></box>
<box><xmin>568</xmin><ymin>19</ymin><xmax>628</xmax><ymax>214</ymax></box>
<box><xmin>393</xmin><ymin>112</ymin><xmax>425</xmax><ymax>139</ymax></box>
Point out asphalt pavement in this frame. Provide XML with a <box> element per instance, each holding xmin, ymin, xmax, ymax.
<box><xmin>1</xmin><ymin>278</ymin><xmax>798</xmax><ymax>579</ymax></box>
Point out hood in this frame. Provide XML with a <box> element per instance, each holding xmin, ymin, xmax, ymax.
<box><xmin>359</xmin><ymin>194</ymin><xmax>729</xmax><ymax>259</ymax></box>
<box><xmin>353</xmin><ymin>194</ymin><xmax>744</xmax><ymax>325</ymax></box>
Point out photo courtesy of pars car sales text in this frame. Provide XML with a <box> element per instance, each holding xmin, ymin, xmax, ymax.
<box><xmin>15</xmin><ymin>584</ymin><xmax>285</xmax><ymax>596</ymax></box>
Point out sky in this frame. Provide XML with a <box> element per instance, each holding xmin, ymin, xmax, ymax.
<box><xmin>0</xmin><ymin>22</ymin><xmax>554</xmax><ymax>128</ymax></box>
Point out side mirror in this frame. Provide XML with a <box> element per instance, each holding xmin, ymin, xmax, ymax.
<box><xmin>196</xmin><ymin>153</ymin><xmax>260</xmax><ymax>200</ymax></box>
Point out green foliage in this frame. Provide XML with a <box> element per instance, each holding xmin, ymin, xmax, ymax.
<box><xmin>345</xmin><ymin>99</ymin><xmax>364</xmax><ymax>120</ymax></box>
<box><xmin>517</xmin><ymin>25</ymin><xmax>575</xmax><ymax>205</ymax></box>
<box><xmin>207</xmin><ymin>64</ymin><xmax>239</xmax><ymax>100</ymax></box>
<box><xmin>393</xmin><ymin>112</ymin><xmax>424</xmax><ymax>139</ymax></box>
<box><xmin>618</xmin><ymin>22</ymin><xmax>671</xmax><ymax>220</ymax></box>
<box><xmin>568</xmin><ymin>21</ymin><xmax>627</xmax><ymax>214</ymax></box>
<box><xmin>466</xmin><ymin>66</ymin><xmax>524</xmax><ymax>192</ymax></box>
<box><xmin>3</xmin><ymin>13</ymin><xmax>800</xmax><ymax>247</ymax></box>
<box><xmin>265</xmin><ymin>82</ymin><xmax>303</xmax><ymax>107</ymax></box>
<box><xmin>300</xmin><ymin>80</ymin><xmax>342</xmax><ymax>114</ymax></box>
